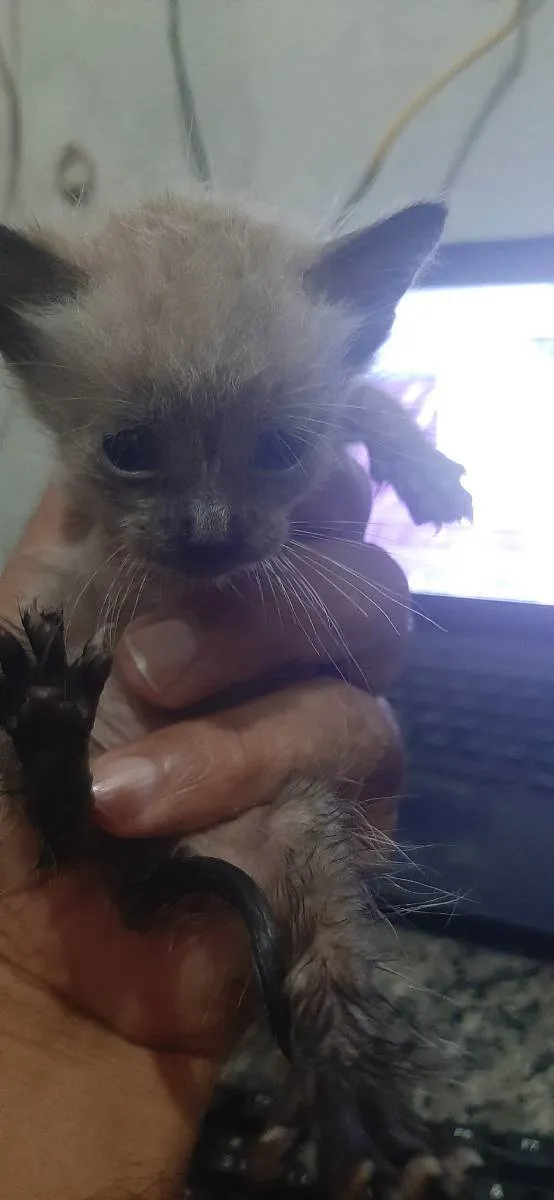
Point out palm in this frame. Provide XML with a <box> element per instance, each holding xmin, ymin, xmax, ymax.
<box><xmin>0</xmin><ymin>668</ymin><xmax>252</xmax><ymax>1057</ymax></box>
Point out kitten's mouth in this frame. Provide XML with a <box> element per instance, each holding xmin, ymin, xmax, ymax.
<box><xmin>151</xmin><ymin>542</ymin><xmax>256</xmax><ymax>581</ymax></box>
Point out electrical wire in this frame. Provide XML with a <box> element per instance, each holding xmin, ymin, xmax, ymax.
<box><xmin>334</xmin><ymin>0</ymin><xmax>540</xmax><ymax>228</ymax></box>
<box><xmin>441</xmin><ymin>0</ymin><xmax>546</xmax><ymax>196</ymax></box>
<box><xmin>167</xmin><ymin>0</ymin><xmax>211</xmax><ymax>184</ymax></box>
<box><xmin>0</xmin><ymin>29</ymin><xmax>22</xmax><ymax>216</ymax></box>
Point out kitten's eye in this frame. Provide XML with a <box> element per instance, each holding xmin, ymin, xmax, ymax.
<box><xmin>102</xmin><ymin>426</ymin><xmax>158</xmax><ymax>477</ymax></box>
<box><xmin>254</xmin><ymin>431</ymin><xmax>308</xmax><ymax>472</ymax></box>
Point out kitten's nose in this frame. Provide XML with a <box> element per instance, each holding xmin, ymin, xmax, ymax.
<box><xmin>177</xmin><ymin>502</ymin><xmax>243</xmax><ymax>576</ymax></box>
<box><xmin>185</xmin><ymin>500</ymin><xmax>233</xmax><ymax>545</ymax></box>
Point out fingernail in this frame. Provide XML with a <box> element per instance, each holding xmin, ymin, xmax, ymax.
<box><xmin>125</xmin><ymin>618</ymin><xmax>197</xmax><ymax>693</ymax></box>
<box><xmin>92</xmin><ymin>755</ymin><xmax>159</xmax><ymax>821</ymax></box>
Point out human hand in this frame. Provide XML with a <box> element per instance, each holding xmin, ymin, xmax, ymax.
<box><xmin>1</xmin><ymin>463</ymin><xmax>410</xmax><ymax>1044</ymax></box>
<box><xmin>0</xmin><ymin>470</ymin><xmax>409</xmax><ymax>1196</ymax></box>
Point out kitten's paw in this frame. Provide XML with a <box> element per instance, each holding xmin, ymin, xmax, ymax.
<box><xmin>244</xmin><ymin>1079</ymin><xmax>480</xmax><ymax>1200</ymax></box>
<box><xmin>0</xmin><ymin>604</ymin><xmax>111</xmax><ymax>745</ymax></box>
<box><xmin>0</xmin><ymin>605</ymin><xmax>112</xmax><ymax>866</ymax></box>
<box><xmin>395</xmin><ymin>447</ymin><xmax>473</xmax><ymax>527</ymax></box>
<box><xmin>397</xmin><ymin>1148</ymin><xmax>482</xmax><ymax>1200</ymax></box>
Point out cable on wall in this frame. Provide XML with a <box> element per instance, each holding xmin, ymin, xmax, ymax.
<box><xmin>441</xmin><ymin>0</ymin><xmax>546</xmax><ymax>196</ymax></box>
<box><xmin>0</xmin><ymin>29</ymin><xmax>22</xmax><ymax>216</ymax></box>
<box><xmin>167</xmin><ymin>0</ymin><xmax>211</xmax><ymax>184</ymax></box>
<box><xmin>333</xmin><ymin>0</ymin><xmax>543</xmax><ymax>230</ymax></box>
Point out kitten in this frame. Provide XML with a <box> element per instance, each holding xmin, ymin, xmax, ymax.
<box><xmin>0</xmin><ymin>195</ymin><xmax>472</xmax><ymax>1198</ymax></box>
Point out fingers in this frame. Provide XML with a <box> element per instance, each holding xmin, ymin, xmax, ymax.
<box><xmin>117</xmin><ymin>542</ymin><xmax>409</xmax><ymax>711</ymax></box>
<box><xmin>92</xmin><ymin>679</ymin><xmax>402</xmax><ymax>838</ymax></box>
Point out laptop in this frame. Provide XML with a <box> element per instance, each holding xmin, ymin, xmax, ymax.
<box><xmin>365</xmin><ymin>238</ymin><xmax>554</xmax><ymax>954</ymax></box>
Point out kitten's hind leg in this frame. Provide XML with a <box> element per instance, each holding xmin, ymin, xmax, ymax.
<box><xmin>242</xmin><ymin>780</ymin><xmax>479</xmax><ymax>1200</ymax></box>
<box><xmin>0</xmin><ymin>604</ymin><xmax>111</xmax><ymax>868</ymax></box>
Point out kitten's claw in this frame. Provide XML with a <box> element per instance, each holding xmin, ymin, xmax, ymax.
<box><xmin>0</xmin><ymin>606</ymin><xmax>112</xmax><ymax>866</ymax></box>
<box><xmin>346</xmin><ymin>1159</ymin><xmax>375</xmax><ymax>1198</ymax></box>
<box><xmin>20</xmin><ymin>603</ymin><xmax>66</xmax><ymax>671</ymax></box>
<box><xmin>395</xmin><ymin>447</ymin><xmax>473</xmax><ymax>527</ymax></box>
<box><xmin>0</xmin><ymin>609</ymin><xmax>111</xmax><ymax>738</ymax></box>
<box><xmin>241</xmin><ymin>1083</ymin><xmax>480</xmax><ymax>1200</ymax></box>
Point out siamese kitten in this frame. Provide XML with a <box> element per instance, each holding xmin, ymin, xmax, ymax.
<box><xmin>0</xmin><ymin>196</ymin><xmax>473</xmax><ymax>1198</ymax></box>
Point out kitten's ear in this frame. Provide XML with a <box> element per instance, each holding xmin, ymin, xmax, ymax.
<box><xmin>0</xmin><ymin>226</ymin><xmax>84</xmax><ymax>304</ymax></box>
<box><xmin>305</xmin><ymin>202</ymin><xmax>446</xmax><ymax>370</ymax></box>
<box><xmin>0</xmin><ymin>225</ymin><xmax>86</xmax><ymax>365</ymax></box>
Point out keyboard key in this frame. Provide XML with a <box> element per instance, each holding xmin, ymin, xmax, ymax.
<box><xmin>243</xmin><ymin>1091</ymin><xmax>275</xmax><ymax>1120</ymax></box>
<box><xmin>474</xmin><ymin>1180</ymin><xmax>521</xmax><ymax>1200</ymax></box>
<box><xmin>490</xmin><ymin>1133</ymin><xmax>554</xmax><ymax>1180</ymax></box>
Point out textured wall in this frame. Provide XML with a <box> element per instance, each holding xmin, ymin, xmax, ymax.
<box><xmin>0</xmin><ymin>0</ymin><xmax>552</xmax><ymax>563</ymax></box>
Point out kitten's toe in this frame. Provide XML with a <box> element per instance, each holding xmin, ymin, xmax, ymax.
<box><xmin>20</xmin><ymin>603</ymin><xmax>66</xmax><ymax>670</ymax></box>
<box><xmin>0</xmin><ymin>626</ymin><xmax>30</xmax><ymax>724</ymax></box>
<box><xmin>1</xmin><ymin>608</ymin><xmax>112</xmax><ymax>739</ymax></box>
<box><xmin>345</xmin><ymin>1159</ymin><xmax>376</xmax><ymax>1198</ymax></box>
<box><xmin>73</xmin><ymin>630</ymin><xmax>113</xmax><ymax>702</ymax></box>
<box><xmin>396</xmin><ymin>448</ymin><xmax>473</xmax><ymax>527</ymax></box>
<box><xmin>246</xmin><ymin>1122</ymin><xmax>302</xmax><ymax>1186</ymax></box>
<box><xmin>0</xmin><ymin>606</ymin><xmax>113</xmax><ymax>867</ymax></box>
<box><xmin>398</xmin><ymin>1147</ymin><xmax>482</xmax><ymax>1200</ymax></box>
<box><xmin>340</xmin><ymin>1146</ymin><xmax>479</xmax><ymax>1200</ymax></box>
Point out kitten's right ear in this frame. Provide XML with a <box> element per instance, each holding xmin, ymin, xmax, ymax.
<box><xmin>0</xmin><ymin>225</ymin><xmax>86</xmax><ymax>365</ymax></box>
<box><xmin>305</xmin><ymin>203</ymin><xmax>447</xmax><ymax>370</ymax></box>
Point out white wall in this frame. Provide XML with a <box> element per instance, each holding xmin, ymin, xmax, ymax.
<box><xmin>179</xmin><ymin>0</ymin><xmax>554</xmax><ymax>241</ymax></box>
<box><xmin>1</xmin><ymin>0</ymin><xmax>553</xmax><ymax>562</ymax></box>
<box><xmin>9</xmin><ymin>0</ymin><xmax>554</xmax><ymax>239</ymax></box>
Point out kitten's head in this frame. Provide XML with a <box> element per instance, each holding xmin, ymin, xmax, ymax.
<box><xmin>0</xmin><ymin>196</ymin><xmax>445</xmax><ymax>581</ymax></box>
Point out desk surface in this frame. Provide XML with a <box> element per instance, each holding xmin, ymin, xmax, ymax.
<box><xmin>375</xmin><ymin>926</ymin><xmax>554</xmax><ymax>1135</ymax></box>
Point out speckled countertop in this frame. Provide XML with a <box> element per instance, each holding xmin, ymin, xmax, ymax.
<box><xmin>374</xmin><ymin>927</ymin><xmax>554</xmax><ymax>1136</ymax></box>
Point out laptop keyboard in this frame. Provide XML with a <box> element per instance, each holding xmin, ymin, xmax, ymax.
<box><xmin>186</xmin><ymin>1086</ymin><xmax>554</xmax><ymax>1197</ymax></box>
<box><xmin>388</xmin><ymin>666</ymin><xmax>554</xmax><ymax>795</ymax></box>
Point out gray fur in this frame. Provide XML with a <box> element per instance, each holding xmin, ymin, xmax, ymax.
<box><xmin>0</xmin><ymin>194</ymin><xmax>471</xmax><ymax>1193</ymax></box>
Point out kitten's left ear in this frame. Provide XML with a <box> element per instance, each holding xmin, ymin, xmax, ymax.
<box><xmin>305</xmin><ymin>202</ymin><xmax>447</xmax><ymax>369</ymax></box>
<box><xmin>0</xmin><ymin>225</ymin><xmax>86</xmax><ymax>365</ymax></box>
<box><xmin>0</xmin><ymin>226</ymin><xmax>85</xmax><ymax>304</ymax></box>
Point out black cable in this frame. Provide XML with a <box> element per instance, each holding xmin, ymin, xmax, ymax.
<box><xmin>0</xmin><ymin>32</ymin><xmax>22</xmax><ymax>216</ymax></box>
<box><xmin>441</xmin><ymin>0</ymin><xmax>544</xmax><ymax>196</ymax></box>
<box><xmin>167</xmin><ymin>0</ymin><xmax>211</xmax><ymax>184</ymax></box>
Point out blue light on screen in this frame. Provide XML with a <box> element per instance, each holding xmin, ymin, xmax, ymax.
<box><xmin>366</xmin><ymin>283</ymin><xmax>554</xmax><ymax>605</ymax></box>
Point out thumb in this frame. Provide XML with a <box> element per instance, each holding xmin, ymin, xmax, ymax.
<box><xmin>116</xmin><ymin>543</ymin><xmax>409</xmax><ymax>710</ymax></box>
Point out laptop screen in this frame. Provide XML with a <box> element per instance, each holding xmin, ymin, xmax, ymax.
<box><xmin>365</xmin><ymin>282</ymin><xmax>554</xmax><ymax>606</ymax></box>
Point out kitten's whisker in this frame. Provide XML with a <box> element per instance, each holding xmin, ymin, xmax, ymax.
<box><xmin>292</xmin><ymin>521</ymin><xmax>368</xmax><ymax>529</ymax></box>
<box><xmin>279</xmin><ymin>548</ymin><xmax>368</xmax><ymax>688</ymax></box>
<box><xmin>270</xmin><ymin>554</ymin><xmax>335</xmax><ymax>670</ymax></box>
<box><xmin>261</xmin><ymin>558</ymin><xmax>286</xmax><ymax>635</ymax></box>
<box><xmin>99</xmin><ymin>552</ymin><xmax>134</xmax><ymax>642</ymax></box>
<box><xmin>275</xmin><ymin>562</ymin><xmax>332</xmax><ymax>668</ymax></box>
<box><xmin>290</xmin><ymin>538</ymin><xmax>443</xmax><ymax>632</ymax></box>
<box><xmin>287</xmin><ymin>540</ymin><xmax>401</xmax><ymax>639</ymax></box>
<box><xmin>66</xmin><ymin>543</ymin><xmax>123</xmax><ymax>637</ymax></box>
<box><xmin>127</xmin><ymin>563</ymin><xmax>152</xmax><ymax>629</ymax></box>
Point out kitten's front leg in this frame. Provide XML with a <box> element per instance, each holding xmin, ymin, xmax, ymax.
<box><xmin>0</xmin><ymin>605</ymin><xmax>292</xmax><ymax>1053</ymax></box>
<box><xmin>346</xmin><ymin>382</ymin><xmax>473</xmax><ymax>526</ymax></box>
<box><xmin>0</xmin><ymin>605</ymin><xmax>111</xmax><ymax>868</ymax></box>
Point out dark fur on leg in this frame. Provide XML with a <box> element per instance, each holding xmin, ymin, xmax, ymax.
<box><xmin>348</xmin><ymin>384</ymin><xmax>473</xmax><ymax>527</ymax></box>
<box><xmin>0</xmin><ymin>607</ymin><xmax>291</xmax><ymax>1056</ymax></box>
<box><xmin>0</xmin><ymin>607</ymin><xmax>475</xmax><ymax>1199</ymax></box>
<box><xmin>0</xmin><ymin>605</ymin><xmax>111</xmax><ymax>866</ymax></box>
<box><xmin>233</xmin><ymin>780</ymin><xmax>478</xmax><ymax>1199</ymax></box>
